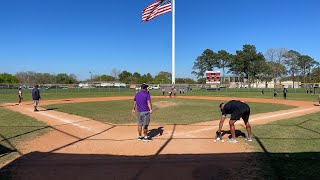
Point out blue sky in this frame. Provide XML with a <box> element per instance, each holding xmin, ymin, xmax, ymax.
<box><xmin>0</xmin><ymin>0</ymin><xmax>319</xmax><ymax>80</ymax></box>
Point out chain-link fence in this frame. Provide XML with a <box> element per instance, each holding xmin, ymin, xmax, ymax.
<box><xmin>1</xmin><ymin>83</ymin><xmax>319</xmax><ymax>94</ymax></box>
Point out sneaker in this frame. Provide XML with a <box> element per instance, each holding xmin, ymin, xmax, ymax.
<box><xmin>138</xmin><ymin>136</ymin><xmax>144</xmax><ymax>141</ymax></box>
<box><xmin>227</xmin><ymin>138</ymin><xmax>238</xmax><ymax>143</ymax></box>
<box><xmin>143</xmin><ymin>137</ymin><xmax>152</xmax><ymax>142</ymax></box>
<box><xmin>245</xmin><ymin>137</ymin><xmax>253</xmax><ymax>142</ymax></box>
<box><xmin>34</xmin><ymin>110</ymin><xmax>39</xmax><ymax>112</ymax></box>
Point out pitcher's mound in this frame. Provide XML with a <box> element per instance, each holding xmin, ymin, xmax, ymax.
<box><xmin>154</xmin><ymin>101</ymin><xmax>177</xmax><ymax>108</ymax></box>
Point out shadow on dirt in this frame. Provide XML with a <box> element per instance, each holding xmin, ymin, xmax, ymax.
<box><xmin>220</xmin><ymin>130</ymin><xmax>247</xmax><ymax>139</ymax></box>
<box><xmin>148</xmin><ymin>127</ymin><xmax>164</xmax><ymax>138</ymax></box>
<box><xmin>0</xmin><ymin>151</ymin><xmax>319</xmax><ymax>180</ymax></box>
<box><xmin>41</xmin><ymin>108</ymin><xmax>59</xmax><ymax>111</ymax></box>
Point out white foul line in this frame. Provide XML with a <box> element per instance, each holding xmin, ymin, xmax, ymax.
<box><xmin>186</xmin><ymin>107</ymin><xmax>319</xmax><ymax>135</ymax></box>
<box><xmin>249</xmin><ymin>107</ymin><xmax>319</xmax><ymax>122</ymax></box>
<box><xmin>36</xmin><ymin>110</ymin><xmax>93</xmax><ymax>131</ymax></box>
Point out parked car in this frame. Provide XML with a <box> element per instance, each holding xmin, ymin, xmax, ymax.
<box><xmin>149</xmin><ymin>84</ymin><xmax>160</xmax><ymax>90</ymax></box>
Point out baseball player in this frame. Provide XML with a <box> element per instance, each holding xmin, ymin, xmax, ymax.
<box><xmin>218</xmin><ymin>100</ymin><xmax>252</xmax><ymax>143</ymax></box>
<box><xmin>273</xmin><ymin>89</ymin><xmax>277</xmax><ymax>98</ymax></box>
<box><xmin>32</xmin><ymin>85</ymin><xmax>41</xmax><ymax>112</ymax></box>
<box><xmin>18</xmin><ymin>86</ymin><xmax>23</xmax><ymax>105</ymax></box>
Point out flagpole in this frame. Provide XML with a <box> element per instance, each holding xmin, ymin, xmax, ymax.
<box><xmin>171</xmin><ymin>0</ymin><xmax>175</xmax><ymax>84</ymax></box>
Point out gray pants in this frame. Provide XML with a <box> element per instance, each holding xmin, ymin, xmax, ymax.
<box><xmin>137</xmin><ymin>111</ymin><xmax>150</xmax><ymax>128</ymax></box>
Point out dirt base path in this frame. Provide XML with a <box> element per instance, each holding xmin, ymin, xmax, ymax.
<box><xmin>1</xmin><ymin>96</ymin><xmax>319</xmax><ymax>180</ymax></box>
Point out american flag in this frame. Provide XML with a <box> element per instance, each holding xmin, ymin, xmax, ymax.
<box><xmin>142</xmin><ymin>0</ymin><xmax>172</xmax><ymax>22</ymax></box>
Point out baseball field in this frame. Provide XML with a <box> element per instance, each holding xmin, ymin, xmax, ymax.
<box><xmin>0</xmin><ymin>89</ymin><xmax>319</xmax><ymax>179</ymax></box>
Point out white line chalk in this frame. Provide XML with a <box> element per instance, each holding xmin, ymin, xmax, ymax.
<box><xmin>185</xmin><ymin>107</ymin><xmax>319</xmax><ymax>135</ymax></box>
<box><xmin>36</xmin><ymin>111</ymin><xmax>93</xmax><ymax>131</ymax></box>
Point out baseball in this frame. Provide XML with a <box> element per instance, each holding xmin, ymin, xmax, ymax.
<box><xmin>214</xmin><ymin>139</ymin><xmax>217</xmax><ymax>142</ymax></box>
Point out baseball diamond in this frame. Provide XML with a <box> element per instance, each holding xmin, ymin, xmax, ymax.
<box><xmin>0</xmin><ymin>96</ymin><xmax>319</xmax><ymax>179</ymax></box>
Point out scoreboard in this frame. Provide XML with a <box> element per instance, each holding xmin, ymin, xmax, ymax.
<box><xmin>206</xmin><ymin>71</ymin><xmax>220</xmax><ymax>84</ymax></box>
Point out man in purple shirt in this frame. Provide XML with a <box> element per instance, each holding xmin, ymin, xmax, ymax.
<box><xmin>132</xmin><ymin>84</ymin><xmax>153</xmax><ymax>142</ymax></box>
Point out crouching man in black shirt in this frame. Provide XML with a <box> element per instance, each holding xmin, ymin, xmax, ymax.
<box><xmin>218</xmin><ymin>100</ymin><xmax>252</xmax><ymax>143</ymax></box>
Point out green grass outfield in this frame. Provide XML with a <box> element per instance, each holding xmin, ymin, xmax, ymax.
<box><xmin>243</xmin><ymin>112</ymin><xmax>320</xmax><ymax>179</ymax></box>
<box><xmin>0</xmin><ymin>87</ymin><xmax>318</xmax><ymax>104</ymax></box>
<box><xmin>42</xmin><ymin>98</ymin><xmax>296</xmax><ymax>124</ymax></box>
<box><xmin>0</xmin><ymin>108</ymin><xmax>49</xmax><ymax>165</ymax></box>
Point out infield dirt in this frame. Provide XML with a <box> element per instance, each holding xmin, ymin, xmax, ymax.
<box><xmin>1</xmin><ymin>96</ymin><xmax>319</xmax><ymax>179</ymax></box>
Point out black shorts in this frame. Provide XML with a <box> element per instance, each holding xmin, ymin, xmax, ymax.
<box><xmin>230</xmin><ymin>108</ymin><xmax>250</xmax><ymax>122</ymax></box>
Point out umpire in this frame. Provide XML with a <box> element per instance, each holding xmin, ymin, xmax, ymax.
<box><xmin>218</xmin><ymin>100</ymin><xmax>252</xmax><ymax>143</ymax></box>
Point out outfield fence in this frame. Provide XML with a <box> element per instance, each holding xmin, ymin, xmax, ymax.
<box><xmin>0</xmin><ymin>83</ymin><xmax>319</xmax><ymax>95</ymax></box>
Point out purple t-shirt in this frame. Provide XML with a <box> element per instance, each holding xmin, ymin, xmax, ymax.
<box><xmin>134</xmin><ymin>91</ymin><xmax>151</xmax><ymax>112</ymax></box>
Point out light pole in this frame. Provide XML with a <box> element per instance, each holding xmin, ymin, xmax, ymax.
<box><xmin>89</xmin><ymin>72</ymin><xmax>92</xmax><ymax>88</ymax></box>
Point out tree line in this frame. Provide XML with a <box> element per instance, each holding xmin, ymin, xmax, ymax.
<box><xmin>0</xmin><ymin>71</ymin><xmax>78</xmax><ymax>85</ymax></box>
<box><xmin>1</xmin><ymin>45</ymin><xmax>319</xmax><ymax>86</ymax></box>
<box><xmin>0</xmin><ymin>70</ymin><xmax>197</xmax><ymax>85</ymax></box>
<box><xmin>192</xmin><ymin>45</ymin><xmax>320</xmax><ymax>87</ymax></box>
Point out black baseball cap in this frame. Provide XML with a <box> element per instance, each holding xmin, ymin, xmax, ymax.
<box><xmin>141</xmin><ymin>84</ymin><xmax>149</xmax><ymax>89</ymax></box>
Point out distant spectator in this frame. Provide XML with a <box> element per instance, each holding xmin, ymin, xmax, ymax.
<box><xmin>182</xmin><ymin>88</ymin><xmax>185</xmax><ymax>94</ymax></box>
<box><xmin>261</xmin><ymin>89</ymin><xmax>264</xmax><ymax>95</ymax></box>
<box><xmin>283</xmin><ymin>88</ymin><xmax>288</xmax><ymax>99</ymax></box>
<box><xmin>161</xmin><ymin>88</ymin><xmax>165</xmax><ymax>96</ymax></box>
<box><xmin>173</xmin><ymin>87</ymin><xmax>177</xmax><ymax>96</ymax></box>
<box><xmin>313</xmin><ymin>87</ymin><xmax>316</xmax><ymax>95</ymax></box>
<box><xmin>273</xmin><ymin>89</ymin><xmax>277</xmax><ymax>99</ymax></box>
<box><xmin>32</xmin><ymin>85</ymin><xmax>41</xmax><ymax>112</ymax></box>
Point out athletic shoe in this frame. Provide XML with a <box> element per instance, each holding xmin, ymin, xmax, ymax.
<box><xmin>143</xmin><ymin>137</ymin><xmax>152</xmax><ymax>142</ymax></box>
<box><xmin>245</xmin><ymin>137</ymin><xmax>253</xmax><ymax>142</ymax></box>
<box><xmin>227</xmin><ymin>138</ymin><xmax>238</xmax><ymax>143</ymax></box>
<box><xmin>34</xmin><ymin>110</ymin><xmax>39</xmax><ymax>112</ymax></box>
<box><xmin>215</xmin><ymin>131</ymin><xmax>222</xmax><ymax>140</ymax></box>
<box><xmin>138</xmin><ymin>136</ymin><xmax>144</xmax><ymax>141</ymax></box>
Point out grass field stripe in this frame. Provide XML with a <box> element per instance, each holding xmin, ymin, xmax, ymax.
<box><xmin>187</xmin><ymin>107</ymin><xmax>319</xmax><ymax>134</ymax></box>
<box><xmin>37</xmin><ymin>111</ymin><xmax>93</xmax><ymax>131</ymax></box>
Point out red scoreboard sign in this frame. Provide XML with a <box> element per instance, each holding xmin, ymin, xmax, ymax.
<box><xmin>206</xmin><ymin>71</ymin><xmax>221</xmax><ymax>84</ymax></box>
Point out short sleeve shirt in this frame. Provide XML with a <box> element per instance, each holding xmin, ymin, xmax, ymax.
<box><xmin>221</xmin><ymin>100</ymin><xmax>249</xmax><ymax>116</ymax></box>
<box><xmin>134</xmin><ymin>91</ymin><xmax>151</xmax><ymax>112</ymax></box>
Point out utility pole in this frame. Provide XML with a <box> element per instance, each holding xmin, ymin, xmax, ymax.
<box><xmin>89</xmin><ymin>72</ymin><xmax>92</xmax><ymax>93</ymax></box>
